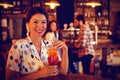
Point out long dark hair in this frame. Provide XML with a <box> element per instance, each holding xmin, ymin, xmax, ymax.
<box><xmin>46</xmin><ymin>20</ymin><xmax>59</xmax><ymax>32</ymax></box>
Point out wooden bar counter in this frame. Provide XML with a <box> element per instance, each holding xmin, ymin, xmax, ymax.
<box><xmin>39</xmin><ymin>74</ymin><xmax>105</xmax><ymax>80</ymax></box>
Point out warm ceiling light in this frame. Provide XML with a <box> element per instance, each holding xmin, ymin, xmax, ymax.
<box><xmin>0</xmin><ymin>2</ymin><xmax>13</xmax><ymax>8</ymax></box>
<box><xmin>86</xmin><ymin>0</ymin><xmax>101</xmax><ymax>8</ymax></box>
<box><xmin>45</xmin><ymin>0</ymin><xmax>60</xmax><ymax>9</ymax></box>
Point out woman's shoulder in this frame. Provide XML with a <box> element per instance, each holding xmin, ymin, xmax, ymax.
<box><xmin>46</xmin><ymin>32</ymin><xmax>52</xmax><ymax>35</ymax></box>
<box><xmin>12</xmin><ymin>38</ymin><xmax>29</xmax><ymax>46</ymax></box>
<box><xmin>10</xmin><ymin>38</ymin><xmax>30</xmax><ymax>52</ymax></box>
<box><xmin>45</xmin><ymin>32</ymin><xmax>54</xmax><ymax>40</ymax></box>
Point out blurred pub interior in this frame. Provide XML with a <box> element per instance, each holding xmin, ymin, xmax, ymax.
<box><xmin>0</xmin><ymin>0</ymin><xmax>120</xmax><ymax>80</ymax></box>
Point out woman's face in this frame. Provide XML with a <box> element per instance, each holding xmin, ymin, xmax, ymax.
<box><xmin>50</xmin><ymin>22</ymin><xmax>57</xmax><ymax>32</ymax></box>
<box><xmin>27</xmin><ymin>13</ymin><xmax>47</xmax><ymax>37</ymax></box>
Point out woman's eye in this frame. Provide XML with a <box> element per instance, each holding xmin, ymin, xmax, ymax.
<box><xmin>42</xmin><ymin>21</ymin><xmax>47</xmax><ymax>24</ymax></box>
<box><xmin>33</xmin><ymin>20</ymin><xmax>47</xmax><ymax>25</ymax></box>
<box><xmin>34</xmin><ymin>21</ymin><xmax>38</xmax><ymax>24</ymax></box>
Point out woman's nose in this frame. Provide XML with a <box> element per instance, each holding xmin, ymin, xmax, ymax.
<box><xmin>37</xmin><ymin>23</ymin><xmax>42</xmax><ymax>27</ymax></box>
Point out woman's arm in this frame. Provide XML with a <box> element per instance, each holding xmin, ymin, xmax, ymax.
<box><xmin>6</xmin><ymin>65</ymin><xmax>59</xmax><ymax>80</ymax></box>
<box><xmin>53</xmin><ymin>40</ymin><xmax>68</xmax><ymax>75</ymax></box>
<box><xmin>60</xmin><ymin>43</ymin><xmax>68</xmax><ymax>74</ymax></box>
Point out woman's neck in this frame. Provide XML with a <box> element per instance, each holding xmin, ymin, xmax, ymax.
<box><xmin>30</xmin><ymin>35</ymin><xmax>42</xmax><ymax>54</ymax></box>
<box><xmin>30</xmin><ymin>35</ymin><xmax>42</xmax><ymax>46</ymax></box>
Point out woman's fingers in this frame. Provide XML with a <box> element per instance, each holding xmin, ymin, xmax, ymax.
<box><xmin>53</xmin><ymin>40</ymin><xmax>67</xmax><ymax>49</ymax></box>
<box><xmin>47</xmin><ymin>65</ymin><xmax>59</xmax><ymax>76</ymax></box>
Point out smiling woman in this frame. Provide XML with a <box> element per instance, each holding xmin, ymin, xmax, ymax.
<box><xmin>5</xmin><ymin>7</ymin><xmax>68</xmax><ymax>80</ymax></box>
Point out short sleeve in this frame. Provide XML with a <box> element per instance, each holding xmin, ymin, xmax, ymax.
<box><xmin>6</xmin><ymin>40</ymin><xmax>23</xmax><ymax>72</ymax></box>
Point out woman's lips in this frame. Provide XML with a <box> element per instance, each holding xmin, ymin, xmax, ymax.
<box><xmin>35</xmin><ymin>29</ymin><xmax>44</xmax><ymax>34</ymax></box>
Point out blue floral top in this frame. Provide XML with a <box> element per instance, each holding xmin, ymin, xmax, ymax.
<box><xmin>6</xmin><ymin>37</ymin><xmax>61</xmax><ymax>74</ymax></box>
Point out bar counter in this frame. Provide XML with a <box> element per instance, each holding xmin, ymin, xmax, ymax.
<box><xmin>39</xmin><ymin>74</ymin><xmax>105</xmax><ymax>80</ymax></box>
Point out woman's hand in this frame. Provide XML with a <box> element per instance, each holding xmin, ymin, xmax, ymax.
<box><xmin>52</xmin><ymin>40</ymin><xmax>68</xmax><ymax>75</ymax></box>
<box><xmin>39</xmin><ymin>65</ymin><xmax>59</xmax><ymax>77</ymax></box>
<box><xmin>52</xmin><ymin>40</ymin><xmax>68</xmax><ymax>51</ymax></box>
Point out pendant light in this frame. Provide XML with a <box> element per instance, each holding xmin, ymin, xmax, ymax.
<box><xmin>86</xmin><ymin>0</ymin><xmax>101</xmax><ymax>8</ymax></box>
<box><xmin>0</xmin><ymin>1</ymin><xmax>13</xmax><ymax>8</ymax></box>
<box><xmin>45</xmin><ymin>0</ymin><xmax>60</xmax><ymax>9</ymax></box>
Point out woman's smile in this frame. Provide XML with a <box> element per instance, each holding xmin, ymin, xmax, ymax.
<box><xmin>35</xmin><ymin>28</ymin><xmax>45</xmax><ymax>34</ymax></box>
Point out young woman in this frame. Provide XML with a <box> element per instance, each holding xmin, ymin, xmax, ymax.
<box><xmin>45</xmin><ymin>20</ymin><xmax>61</xmax><ymax>42</ymax></box>
<box><xmin>5</xmin><ymin>7</ymin><xmax>68</xmax><ymax>80</ymax></box>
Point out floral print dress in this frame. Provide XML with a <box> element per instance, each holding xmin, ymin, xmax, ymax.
<box><xmin>6</xmin><ymin>37</ymin><xmax>61</xmax><ymax>74</ymax></box>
